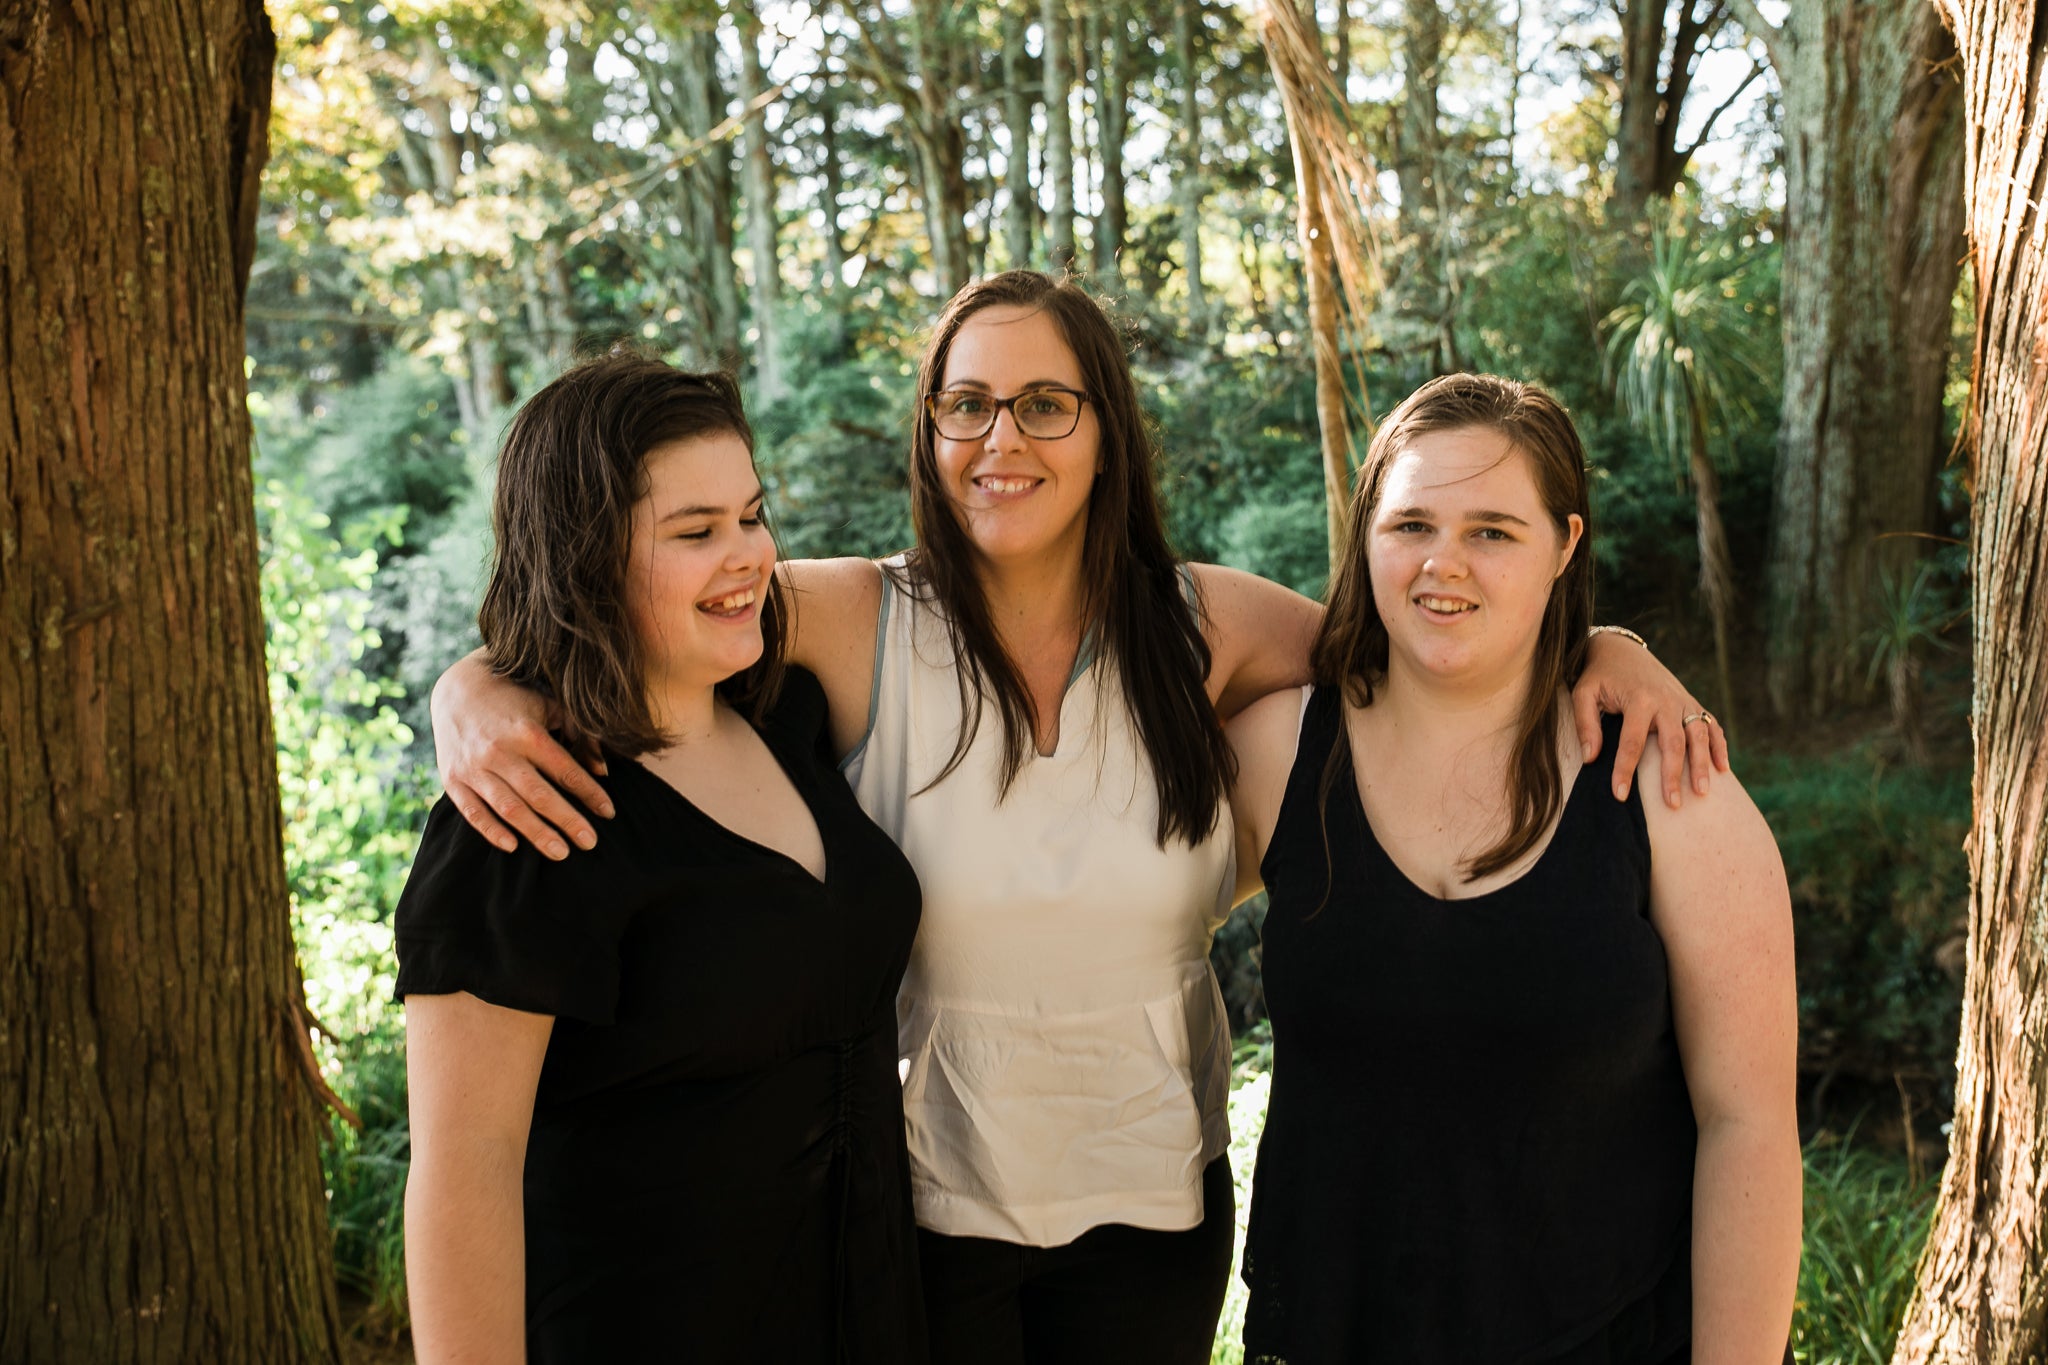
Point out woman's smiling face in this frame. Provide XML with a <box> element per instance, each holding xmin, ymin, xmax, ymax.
<box><xmin>623</xmin><ymin>432</ymin><xmax>778</xmax><ymax>696</ymax></box>
<box><xmin>931</xmin><ymin>304</ymin><xmax>1101</xmax><ymax>567</ymax></box>
<box><xmin>1366</xmin><ymin>425</ymin><xmax>1583</xmax><ymax>691</ymax></box>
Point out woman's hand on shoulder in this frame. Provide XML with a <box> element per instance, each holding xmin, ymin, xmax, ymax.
<box><xmin>1225</xmin><ymin>685</ymin><xmax>1310</xmax><ymax>904</ymax></box>
<box><xmin>431</xmin><ymin>651</ymin><xmax>613</xmax><ymax>861</ymax></box>
<box><xmin>1186</xmin><ymin>563</ymin><xmax>1323</xmax><ymax>719</ymax></box>
<box><xmin>1571</xmin><ymin>633</ymin><xmax>1731</xmax><ymax>808</ymax></box>
<box><xmin>776</xmin><ymin>557</ymin><xmax>885</xmax><ymax>761</ymax></box>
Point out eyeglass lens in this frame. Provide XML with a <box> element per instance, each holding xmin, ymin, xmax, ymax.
<box><xmin>931</xmin><ymin>388</ymin><xmax>1083</xmax><ymax>440</ymax></box>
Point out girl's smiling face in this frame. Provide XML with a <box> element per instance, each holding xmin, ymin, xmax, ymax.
<box><xmin>624</xmin><ymin>432</ymin><xmax>778</xmax><ymax>697</ymax></box>
<box><xmin>1367</xmin><ymin>425</ymin><xmax>1584</xmax><ymax>691</ymax></box>
<box><xmin>931</xmin><ymin>304</ymin><xmax>1101</xmax><ymax>567</ymax></box>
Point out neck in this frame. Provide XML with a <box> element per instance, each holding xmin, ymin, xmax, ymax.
<box><xmin>975</xmin><ymin>543</ymin><xmax>1092</xmax><ymax>651</ymax></box>
<box><xmin>646</xmin><ymin>679</ymin><xmax>723</xmax><ymax>747</ymax></box>
<box><xmin>1371</xmin><ymin>650</ymin><xmax>1535</xmax><ymax>756</ymax></box>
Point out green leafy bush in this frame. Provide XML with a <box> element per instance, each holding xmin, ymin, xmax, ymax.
<box><xmin>259</xmin><ymin>480</ymin><xmax>426</xmax><ymax>1331</ymax></box>
<box><xmin>1746</xmin><ymin>747</ymin><xmax>1970</xmax><ymax>1098</ymax></box>
<box><xmin>1793</xmin><ymin>1138</ymin><xmax>1938</xmax><ymax>1363</ymax></box>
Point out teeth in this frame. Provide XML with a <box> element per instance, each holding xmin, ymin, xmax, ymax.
<box><xmin>700</xmin><ymin>589</ymin><xmax>756</xmax><ymax>612</ymax></box>
<box><xmin>1418</xmin><ymin>595</ymin><xmax>1475</xmax><ymax>613</ymax></box>
<box><xmin>978</xmin><ymin>477</ymin><xmax>1038</xmax><ymax>494</ymax></box>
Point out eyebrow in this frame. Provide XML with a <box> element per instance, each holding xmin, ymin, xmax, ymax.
<box><xmin>1387</xmin><ymin>506</ymin><xmax>1532</xmax><ymax>527</ymax></box>
<box><xmin>940</xmin><ymin>379</ymin><xmax>1077</xmax><ymax>392</ymax></box>
<box><xmin>657</xmin><ymin>487</ymin><xmax>764</xmax><ymax>524</ymax></box>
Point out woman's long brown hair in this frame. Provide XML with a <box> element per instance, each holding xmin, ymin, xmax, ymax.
<box><xmin>1312</xmin><ymin>373</ymin><xmax>1595</xmax><ymax>882</ymax></box>
<box><xmin>899</xmin><ymin>271</ymin><xmax>1232</xmax><ymax>847</ymax></box>
<box><xmin>477</xmin><ymin>352</ymin><xmax>787</xmax><ymax>758</ymax></box>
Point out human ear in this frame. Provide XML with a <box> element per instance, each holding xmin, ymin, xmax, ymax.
<box><xmin>1554</xmin><ymin>513</ymin><xmax>1585</xmax><ymax>579</ymax></box>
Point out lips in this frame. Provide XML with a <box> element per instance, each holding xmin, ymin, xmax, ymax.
<box><xmin>696</xmin><ymin>587</ymin><xmax>758</xmax><ymax>618</ymax></box>
<box><xmin>973</xmin><ymin>475</ymin><xmax>1042</xmax><ymax>497</ymax></box>
<box><xmin>1415</xmin><ymin>593</ymin><xmax>1477</xmax><ymax>618</ymax></box>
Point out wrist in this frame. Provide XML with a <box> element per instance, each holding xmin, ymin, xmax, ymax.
<box><xmin>1588</xmin><ymin>624</ymin><xmax>1650</xmax><ymax>652</ymax></box>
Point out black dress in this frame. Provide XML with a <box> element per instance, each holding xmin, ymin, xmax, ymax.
<box><xmin>394</xmin><ymin>667</ymin><xmax>927</xmax><ymax>1364</ymax></box>
<box><xmin>1242</xmin><ymin>694</ymin><xmax>1696</xmax><ymax>1365</ymax></box>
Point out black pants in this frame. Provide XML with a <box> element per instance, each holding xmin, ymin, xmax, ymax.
<box><xmin>917</xmin><ymin>1156</ymin><xmax>1235</xmax><ymax>1365</ymax></box>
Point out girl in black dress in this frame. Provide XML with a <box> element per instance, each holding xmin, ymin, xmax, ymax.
<box><xmin>396</xmin><ymin>356</ymin><xmax>926</xmax><ymax>1364</ymax></box>
<box><xmin>1226</xmin><ymin>375</ymin><xmax>1800</xmax><ymax>1363</ymax></box>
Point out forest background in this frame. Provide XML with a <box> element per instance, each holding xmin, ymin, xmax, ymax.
<box><xmin>252</xmin><ymin>0</ymin><xmax>1974</xmax><ymax>1358</ymax></box>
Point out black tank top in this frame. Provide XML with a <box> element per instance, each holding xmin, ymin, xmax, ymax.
<box><xmin>1242</xmin><ymin>689</ymin><xmax>1696</xmax><ymax>1365</ymax></box>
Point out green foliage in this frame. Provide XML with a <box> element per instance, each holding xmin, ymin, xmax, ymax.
<box><xmin>1605</xmin><ymin>224</ymin><xmax>1772</xmax><ymax>480</ymax></box>
<box><xmin>259</xmin><ymin>479</ymin><xmax>426</xmax><ymax>1328</ymax></box>
<box><xmin>1793</xmin><ymin>1138</ymin><xmax>1939</xmax><ymax>1364</ymax></box>
<box><xmin>1747</xmin><ymin>747</ymin><xmax>1970</xmax><ymax>1095</ymax></box>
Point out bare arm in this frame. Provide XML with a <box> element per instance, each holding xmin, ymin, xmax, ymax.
<box><xmin>1224</xmin><ymin>686</ymin><xmax>1310</xmax><ymax>905</ymax></box>
<box><xmin>430</xmin><ymin>557</ymin><xmax>882</xmax><ymax>856</ymax></box>
<box><xmin>1640</xmin><ymin>749</ymin><xmax>1802</xmax><ymax>1364</ymax></box>
<box><xmin>403</xmin><ymin>992</ymin><xmax>554</xmax><ymax>1365</ymax></box>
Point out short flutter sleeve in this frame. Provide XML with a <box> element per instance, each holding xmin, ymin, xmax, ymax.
<box><xmin>394</xmin><ymin>797</ymin><xmax>625</xmax><ymax>1024</ymax></box>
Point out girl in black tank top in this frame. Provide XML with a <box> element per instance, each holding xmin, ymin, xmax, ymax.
<box><xmin>1244</xmin><ymin>700</ymin><xmax>1694</xmax><ymax>1363</ymax></box>
<box><xmin>1223</xmin><ymin>376</ymin><xmax>1801</xmax><ymax>1364</ymax></box>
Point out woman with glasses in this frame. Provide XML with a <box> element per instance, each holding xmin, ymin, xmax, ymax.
<box><xmin>428</xmin><ymin>272</ymin><xmax>1726</xmax><ymax>1362</ymax></box>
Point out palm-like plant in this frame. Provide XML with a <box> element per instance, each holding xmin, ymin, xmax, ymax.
<box><xmin>1605</xmin><ymin>226</ymin><xmax>1769</xmax><ymax>731</ymax></box>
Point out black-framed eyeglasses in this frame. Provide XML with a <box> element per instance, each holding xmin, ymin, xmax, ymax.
<box><xmin>925</xmin><ymin>386</ymin><xmax>1091</xmax><ymax>441</ymax></box>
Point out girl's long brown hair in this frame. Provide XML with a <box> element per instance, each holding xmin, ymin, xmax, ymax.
<box><xmin>899</xmin><ymin>271</ymin><xmax>1232</xmax><ymax>846</ymax></box>
<box><xmin>1312</xmin><ymin>373</ymin><xmax>1595</xmax><ymax>881</ymax></box>
<box><xmin>478</xmin><ymin>352</ymin><xmax>787</xmax><ymax>758</ymax></box>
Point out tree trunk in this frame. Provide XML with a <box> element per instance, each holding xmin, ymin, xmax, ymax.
<box><xmin>1043</xmin><ymin>0</ymin><xmax>1076</xmax><ymax>270</ymax></box>
<box><xmin>1096</xmin><ymin>3</ymin><xmax>1130</xmax><ymax>282</ymax></box>
<box><xmin>679</xmin><ymin>27</ymin><xmax>742</xmax><ymax>365</ymax></box>
<box><xmin>907</xmin><ymin>0</ymin><xmax>971</xmax><ymax>296</ymax></box>
<box><xmin>1394</xmin><ymin>0</ymin><xmax>1459</xmax><ymax>376</ymax></box>
<box><xmin>1002</xmin><ymin>3</ymin><xmax>1037</xmax><ymax>269</ymax></box>
<box><xmin>0</xmin><ymin>3</ymin><xmax>346</xmax><ymax>1361</ymax></box>
<box><xmin>1175</xmin><ymin>0</ymin><xmax>1208</xmax><ymax>318</ymax></box>
<box><xmin>818</xmin><ymin>87</ymin><xmax>849</xmax><ymax>295</ymax></box>
<box><xmin>1758</xmin><ymin>0</ymin><xmax>1968</xmax><ymax>716</ymax></box>
<box><xmin>733</xmin><ymin>0</ymin><xmax>784</xmax><ymax>400</ymax></box>
<box><xmin>1891</xmin><ymin>0</ymin><xmax>2048</xmax><ymax>1355</ymax></box>
<box><xmin>1613</xmin><ymin>0</ymin><xmax>1728</xmax><ymax>221</ymax></box>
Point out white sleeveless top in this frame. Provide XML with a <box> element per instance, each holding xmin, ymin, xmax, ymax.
<box><xmin>841</xmin><ymin>559</ymin><xmax>1236</xmax><ymax>1246</ymax></box>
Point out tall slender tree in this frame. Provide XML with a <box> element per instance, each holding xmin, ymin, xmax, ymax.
<box><xmin>1175</xmin><ymin>0</ymin><xmax>1208</xmax><ymax>318</ymax></box>
<box><xmin>1043</xmin><ymin>0</ymin><xmax>1076</xmax><ymax>269</ymax></box>
<box><xmin>1891</xmin><ymin>0</ymin><xmax>2048</xmax><ymax>1355</ymax></box>
<box><xmin>733</xmin><ymin>0</ymin><xmax>785</xmax><ymax>399</ymax></box>
<box><xmin>0</xmin><ymin>1</ymin><xmax>346</xmax><ymax>1359</ymax></box>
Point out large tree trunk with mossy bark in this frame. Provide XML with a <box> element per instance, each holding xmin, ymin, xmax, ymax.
<box><xmin>1733</xmin><ymin>0</ymin><xmax>1968</xmax><ymax>717</ymax></box>
<box><xmin>0</xmin><ymin>2</ymin><xmax>346</xmax><ymax>1361</ymax></box>
<box><xmin>1890</xmin><ymin>0</ymin><xmax>2048</xmax><ymax>1357</ymax></box>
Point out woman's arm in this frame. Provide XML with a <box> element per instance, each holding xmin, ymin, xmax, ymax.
<box><xmin>428</xmin><ymin>557</ymin><xmax>882</xmax><ymax>856</ymax></box>
<box><xmin>403</xmin><ymin>992</ymin><xmax>554</xmax><ymax>1365</ymax></box>
<box><xmin>1223</xmin><ymin>686</ymin><xmax>1309</xmax><ymax>905</ymax></box>
<box><xmin>1639</xmin><ymin>748</ymin><xmax>1802</xmax><ymax>1364</ymax></box>
<box><xmin>1186</xmin><ymin>563</ymin><xmax>1729</xmax><ymax>807</ymax></box>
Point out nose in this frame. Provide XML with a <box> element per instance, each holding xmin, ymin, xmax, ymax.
<box><xmin>983</xmin><ymin>404</ymin><xmax>1027</xmax><ymax>451</ymax></box>
<box><xmin>1422</xmin><ymin>540</ymin><xmax>1469</xmax><ymax>580</ymax></box>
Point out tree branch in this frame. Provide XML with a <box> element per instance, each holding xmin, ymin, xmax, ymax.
<box><xmin>1678</xmin><ymin>58</ymin><xmax>1768</xmax><ymax>162</ymax></box>
<box><xmin>1722</xmin><ymin>0</ymin><xmax>1785</xmax><ymax>70</ymax></box>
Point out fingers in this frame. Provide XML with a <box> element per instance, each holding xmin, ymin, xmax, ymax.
<box><xmin>468</xmin><ymin>770</ymin><xmax>577</xmax><ymax>862</ymax></box>
<box><xmin>1684</xmin><ymin>710</ymin><xmax>1717</xmax><ymax>796</ymax></box>
<box><xmin>1572</xmin><ymin>683</ymin><xmax>1604</xmax><ymax>762</ymax></box>
<box><xmin>448</xmin><ymin>779</ymin><xmax>522</xmax><ymax>855</ymax></box>
<box><xmin>1710</xmin><ymin>717</ymin><xmax>1732</xmax><ymax>772</ymax></box>
<box><xmin>1657</xmin><ymin>705</ymin><xmax>1689</xmax><ymax>809</ymax></box>
<box><xmin>1611</xmin><ymin>707</ymin><xmax>1654</xmax><ymax>803</ymax></box>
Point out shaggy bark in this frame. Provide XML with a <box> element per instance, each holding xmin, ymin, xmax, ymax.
<box><xmin>1743</xmin><ymin>0</ymin><xmax>1968</xmax><ymax>716</ymax></box>
<box><xmin>1891</xmin><ymin>0</ymin><xmax>2048</xmax><ymax>1357</ymax></box>
<box><xmin>0</xmin><ymin>1</ymin><xmax>346</xmax><ymax>1360</ymax></box>
<box><xmin>1043</xmin><ymin>0</ymin><xmax>1075</xmax><ymax>270</ymax></box>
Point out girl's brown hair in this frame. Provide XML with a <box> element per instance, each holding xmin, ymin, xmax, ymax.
<box><xmin>477</xmin><ymin>351</ymin><xmax>787</xmax><ymax>757</ymax></box>
<box><xmin>1312</xmin><ymin>372</ymin><xmax>1595</xmax><ymax>881</ymax></box>
<box><xmin>899</xmin><ymin>270</ymin><xmax>1232</xmax><ymax>846</ymax></box>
